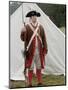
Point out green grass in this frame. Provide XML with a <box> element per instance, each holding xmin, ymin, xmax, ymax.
<box><xmin>59</xmin><ymin>27</ymin><xmax>65</xmax><ymax>34</ymax></box>
<box><xmin>9</xmin><ymin>74</ymin><xmax>65</xmax><ymax>89</ymax></box>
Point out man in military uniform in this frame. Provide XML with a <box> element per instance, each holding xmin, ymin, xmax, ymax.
<box><xmin>20</xmin><ymin>11</ymin><xmax>48</xmax><ymax>87</ymax></box>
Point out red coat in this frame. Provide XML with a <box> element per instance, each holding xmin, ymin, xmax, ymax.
<box><xmin>21</xmin><ymin>23</ymin><xmax>48</xmax><ymax>69</ymax></box>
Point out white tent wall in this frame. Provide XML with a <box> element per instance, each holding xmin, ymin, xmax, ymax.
<box><xmin>10</xmin><ymin>5</ymin><xmax>25</xmax><ymax>80</ymax></box>
<box><xmin>10</xmin><ymin>3</ymin><xmax>65</xmax><ymax>80</ymax></box>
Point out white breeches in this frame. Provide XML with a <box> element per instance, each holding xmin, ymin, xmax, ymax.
<box><xmin>29</xmin><ymin>47</ymin><xmax>41</xmax><ymax>70</ymax></box>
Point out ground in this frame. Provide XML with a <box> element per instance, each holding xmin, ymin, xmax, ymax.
<box><xmin>9</xmin><ymin>74</ymin><xmax>66</xmax><ymax>89</ymax></box>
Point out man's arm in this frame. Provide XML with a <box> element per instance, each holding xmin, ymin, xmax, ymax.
<box><xmin>40</xmin><ymin>25</ymin><xmax>48</xmax><ymax>54</ymax></box>
<box><xmin>20</xmin><ymin>26</ymin><xmax>29</xmax><ymax>57</ymax></box>
<box><xmin>20</xmin><ymin>26</ymin><xmax>26</xmax><ymax>41</ymax></box>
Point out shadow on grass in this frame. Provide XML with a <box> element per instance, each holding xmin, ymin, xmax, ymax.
<box><xmin>9</xmin><ymin>74</ymin><xmax>66</xmax><ymax>89</ymax></box>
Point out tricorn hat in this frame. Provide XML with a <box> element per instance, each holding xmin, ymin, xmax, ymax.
<box><xmin>26</xmin><ymin>10</ymin><xmax>41</xmax><ymax>17</ymax></box>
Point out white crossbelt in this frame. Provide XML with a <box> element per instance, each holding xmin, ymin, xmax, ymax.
<box><xmin>28</xmin><ymin>23</ymin><xmax>42</xmax><ymax>44</ymax></box>
<box><xmin>26</xmin><ymin>23</ymin><xmax>42</xmax><ymax>51</ymax></box>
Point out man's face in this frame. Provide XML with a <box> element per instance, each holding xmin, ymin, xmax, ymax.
<box><xmin>30</xmin><ymin>16</ymin><xmax>37</xmax><ymax>23</ymax></box>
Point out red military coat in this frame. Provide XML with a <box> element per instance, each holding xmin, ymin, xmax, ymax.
<box><xmin>20</xmin><ymin>23</ymin><xmax>48</xmax><ymax>69</ymax></box>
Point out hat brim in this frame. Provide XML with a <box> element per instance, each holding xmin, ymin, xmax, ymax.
<box><xmin>26</xmin><ymin>11</ymin><xmax>41</xmax><ymax>17</ymax></box>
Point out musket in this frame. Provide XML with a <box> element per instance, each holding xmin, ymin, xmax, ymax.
<box><xmin>22</xmin><ymin>3</ymin><xmax>28</xmax><ymax>86</ymax></box>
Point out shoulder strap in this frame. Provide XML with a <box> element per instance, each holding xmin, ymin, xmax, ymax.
<box><xmin>28</xmin><ymin>23</ymin><xmax>42</xmax><ymax>43</ymax></box>
<box><xmin>26</xmin><ymin>23</ymin><xmax>40</xmax><ymax>51</ymax></box>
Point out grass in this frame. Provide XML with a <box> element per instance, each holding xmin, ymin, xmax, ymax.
<box><xmin>9</xmin><ymin>74</ymin><xmax>66</xmax><ymax>89</ymax></box>
<box><xmin>59</xmin><ymin>27</ymin><xmax>65</xmax><ymax>34</ymax></box>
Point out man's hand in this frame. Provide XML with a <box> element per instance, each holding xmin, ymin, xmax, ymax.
<box><xmin>46</xmin><ymin>48</ymin><xmax>48</xmax><ymax>54</ymax></box>
<box><xmin>24</xmin><ymin>50</ymin><xmax>29</xmax><ymax>57</ymax></box>
<box><xmin>43</xmin><ymin>48</ymin><xmax>48</xmax><ymax>55</ymax></box>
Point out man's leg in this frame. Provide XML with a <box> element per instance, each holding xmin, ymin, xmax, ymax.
<box><xmin>28</xmin><ymin>59</ymin><xmax>34</xmax><ymax>86</ymax></box>
<box><xmin>28</xmin><ymin>69</ymin><xmax>33</xmax><ymax>86</ymax></box>
<box><xmin>34</xmin><ymin>48</ymin><xmax>42</xmax><ymax>85</ymax></box>
<box><xmin>36</xmin><ymin>69</ymin><xmax>42</xmax><ymax>85</ymax></box>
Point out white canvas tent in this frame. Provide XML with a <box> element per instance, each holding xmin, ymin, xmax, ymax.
<box><xmin>10</xmin><ymin>3</ymin><xmax>65</xmax><ymax>80</ymax></box>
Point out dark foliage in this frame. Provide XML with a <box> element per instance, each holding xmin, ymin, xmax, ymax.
<box><xmin>37</xmin><ymin>3</ymin><xmax>66</xmax><ymax>27</ymax></box>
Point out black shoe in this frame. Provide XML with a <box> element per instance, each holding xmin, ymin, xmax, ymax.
<box><xmin>37</xmin><ymin>83</ymin><xmax>42</xmax><ymax>86</ymax></box>
<box><xmin>28</xmin><ymin>84</ymin><xmax>32</xmax><ymax>87</ymax></box>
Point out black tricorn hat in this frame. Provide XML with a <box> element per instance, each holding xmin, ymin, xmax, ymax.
<box><xmin>26</xmin><ymin>11</ymin><xmax>41</xmax><ymax>17</ymax></box>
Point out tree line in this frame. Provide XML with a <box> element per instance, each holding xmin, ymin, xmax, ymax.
<box><xmin>38</xmin><ymin>3</ymin><xmax>66</xmax><ymax>27</ymax></box>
